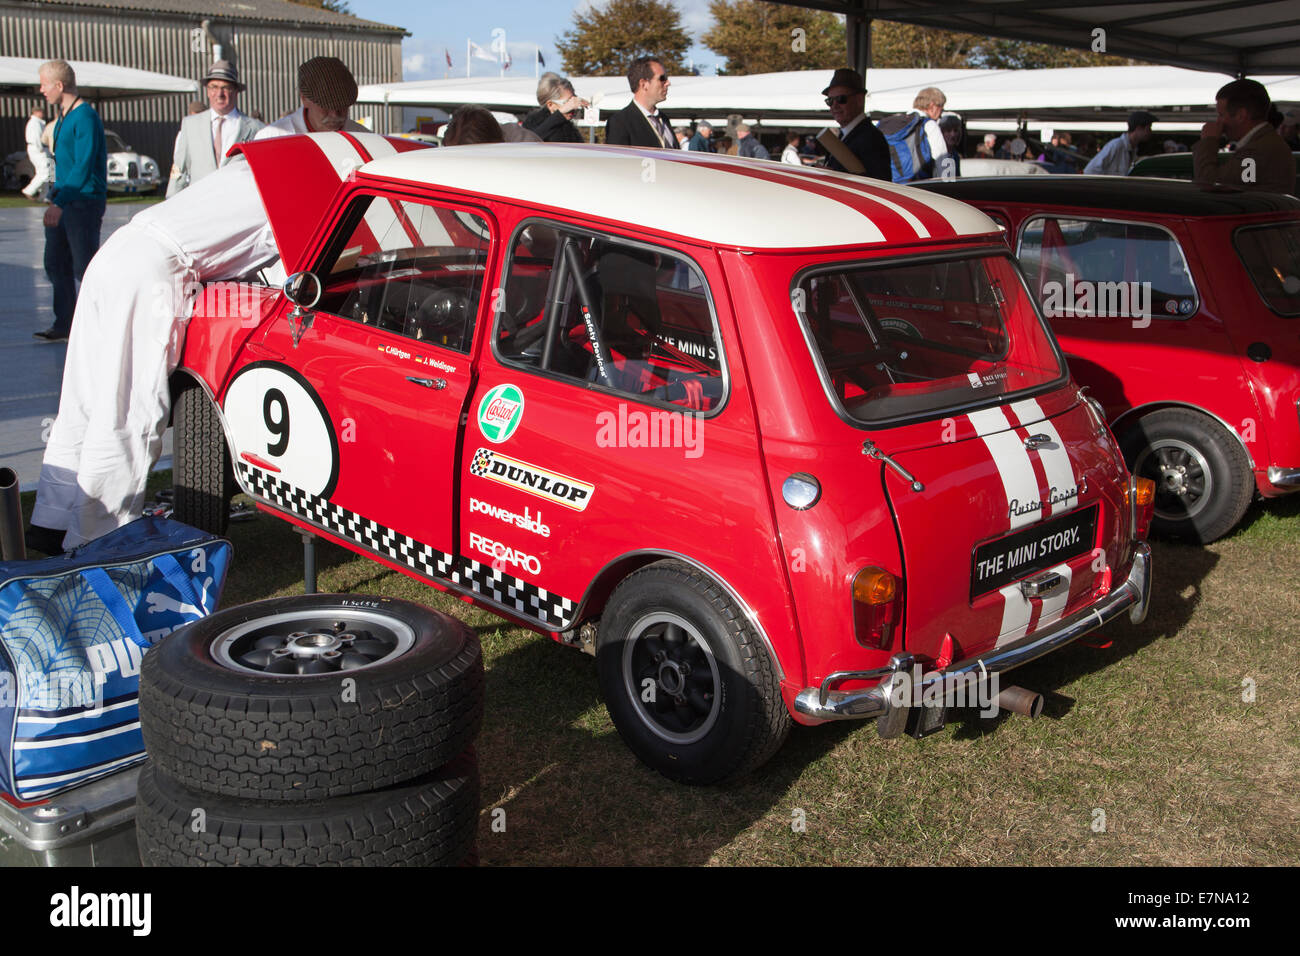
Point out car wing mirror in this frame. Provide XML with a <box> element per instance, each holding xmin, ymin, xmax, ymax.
<box><xmin>282</xmin><ymin>271</ymin><xmax>322</xmax><ymax>347</ymax></box>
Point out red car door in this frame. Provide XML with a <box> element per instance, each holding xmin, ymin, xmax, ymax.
<box><xmin>223</xmin><ymin>190</ymin><xmax>493</xmax><ymax>573</ymax></box>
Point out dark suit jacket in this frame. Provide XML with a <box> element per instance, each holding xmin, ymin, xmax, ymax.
<box><xmin>823</xmin><ymin>117</ymin><xmax>891</xmax><ymax>181</ymax></box>
<box><xmin>605</xmin><ymin>102</ymin><xmax>671</xmax><ymax>148</ymax></box>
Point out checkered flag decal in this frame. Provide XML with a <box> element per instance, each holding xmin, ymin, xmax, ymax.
<box><xmin>469</xmin><ymin>448</ymin><xmax>493</xmax><ymax>477</ymax></box>
<box><xmin>238</xmin><ymin>462</ymin><xmax>576</xmax><ymax>629</ymax></box>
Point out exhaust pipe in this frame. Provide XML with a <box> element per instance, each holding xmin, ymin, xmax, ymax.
<box><xmin>995</xmin><ymin>685</ymin><xmax>1043</xmax><ymax>718</ymax></box>
<box><xmin>0</xmin><ymin>467</ymin><xmax>26</xmax><ymax>561</ymax></box>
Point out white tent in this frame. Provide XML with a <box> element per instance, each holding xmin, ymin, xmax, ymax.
<box><xmin>0</xmin><ymin>57</ymin><xmax>196</xmax><ymax>101</ymax></box>
<box><xmin>359</xmin><ymin>66</ymin><xmax>1300</xmax><ymax>128</ymax></box>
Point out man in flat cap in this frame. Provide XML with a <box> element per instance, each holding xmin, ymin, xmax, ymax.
<box><xmin>258</xmin><ymin>56</ymin><xmax>368</xmax><ymax>138</ymax></box>
<box><xmin>817</xmin><ymin>68</ymin><xmax>890</xmax><ymax>181</ymax></box>
<box><xmin>166</xmin><ymin>60</ymin><xmax>262</xmax><ymax>197</ymax></box>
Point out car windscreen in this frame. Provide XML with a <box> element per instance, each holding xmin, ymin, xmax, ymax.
<box><xmin>1234</xmin><ymin>222</ymin><xmax>1300</xmax><ymax>317</ymax></box>
<box><xmin>794</xmin><ymin>251</ymin><xmax>1065</xmax><ymax>426</ymax></box>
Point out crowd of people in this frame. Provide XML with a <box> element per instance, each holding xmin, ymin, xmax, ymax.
<box><xmin>16</xmin><ymin>53</ymin><xmax>1300</xmax><ymax>555</ymax></box>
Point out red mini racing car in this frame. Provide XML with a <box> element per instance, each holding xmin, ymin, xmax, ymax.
<box><xmin>918</xmin><ymin>176</ymin><xmax>1300</xmax><ymax>542</ymax></box>
<box><xmin>171</xmin><ymin>133</ymin><xmax>1153</xmax><ymax>783</ymax></box>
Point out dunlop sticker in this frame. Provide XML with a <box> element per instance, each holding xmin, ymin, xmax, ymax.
<box><xmin>469</xmin><ymin>448</ymin><xmax>594</xmax><ymax>511</ymax></box>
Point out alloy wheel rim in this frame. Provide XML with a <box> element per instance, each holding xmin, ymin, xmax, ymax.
<box><xmin>212</xmin><ymin>608</ymin><xmax>415</xmax><ymax>676</ymax></box>
<box><xmin>622</xmin><ymin>611</ymin><xmax>722</xmax><ymax>745</ymax></box>
<box><xmin>1135</xmin><ymin>438</ymin><xmax>1214</xmax><ymax>522</ymax></box>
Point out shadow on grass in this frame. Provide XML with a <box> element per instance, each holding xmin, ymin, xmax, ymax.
<box><xmin>472</xmin><ymin>634</ymin><xmax>858</xmax><ymax>866</ymax></box>
<box><xmin>947</xmin><ymin>538</ymin><xmax>1218</xmax><ymax>740</ymax></box>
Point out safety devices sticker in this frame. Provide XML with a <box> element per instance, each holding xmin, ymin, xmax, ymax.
<box><xmin>469</xmin><ymin>448</ymin><xmax>594</xmax><ymax>511</ymax></box>
<box><xmin>477</xmin><ymin>383</ymin><xmax>525</xmax><ymax>443</ymax></box>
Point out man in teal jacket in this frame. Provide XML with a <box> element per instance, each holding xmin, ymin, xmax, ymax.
<box><xmin>35</xmin><ymin>60</ymin><xmax>107</xmax><ymax>342</ymax></box>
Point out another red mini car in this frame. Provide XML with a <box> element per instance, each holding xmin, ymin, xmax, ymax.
<box><xmin>918</xmin><ymin>176</ymin><xmax>1300</xmax><ymax>542</ymax></box>
<box><xmin>171</xmin><ymin>134</ymin><xmax>1153</xmax><ymax>783</ymax></box>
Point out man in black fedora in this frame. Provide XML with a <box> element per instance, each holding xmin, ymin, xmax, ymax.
<box><xmin>818</xmin><ymin>67</ymin><xmax>890</xmax><ymax>181</ymax></box>
<box><xmin>166</xmin><ymin>59</ymin><xmax>263</xmax><ymax>196</ymax></box>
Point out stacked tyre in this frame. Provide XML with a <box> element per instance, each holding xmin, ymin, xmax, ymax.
<box><xmin>136</xmin><ymin>594</ymin><xmax>484</xmax><ymax>866</ymax></box>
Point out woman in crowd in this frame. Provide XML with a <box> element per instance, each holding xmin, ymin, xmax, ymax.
<box><xmin>521</xmin><ymin>72</ymin><xmax>587</xmax><ymax>144</ymax></box>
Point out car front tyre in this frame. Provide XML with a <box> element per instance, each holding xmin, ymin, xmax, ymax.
<box><xmin>172</xmin><ymin>382</ymin><xmax>235</xmax><ymax>535</ymax></box>
<box><xmin>596</xmin><ymin>561</ymin><xmax>790</xmax><ymax>785</ymax></box>
<box><xmin>1121</xmin><ymin>407</ymin><xmax>1254</xmax><ymax>543</ymax></box>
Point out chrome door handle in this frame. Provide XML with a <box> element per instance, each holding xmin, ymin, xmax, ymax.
<box><xmin>406</xmin><ymin>377</ymin><xmax>447</xmax><ymax>390</ymax></box>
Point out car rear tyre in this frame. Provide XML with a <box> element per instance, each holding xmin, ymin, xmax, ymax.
<box><xmin>136</xmin><ymin>752</ymin><xmax>479</xmax><ymax>866</ymax></box>
<box><xmin>596</xmin><ymin>561</ymin><xmax>790</xmax><ymax>785</ymax></box>
<box><xmin>1120</xmin><ymin>408</ymin><xmax>1254</xmax><ymax>543</ymax></box>
<box><xmin>140</xmin><ymin>594</ymin><xmax>485</xmax><ymax>800</ymax></box>
<box><xmin>172</xmin><ymin>382</ymin><xmax>234</xmax><ymax>535</ymax></box>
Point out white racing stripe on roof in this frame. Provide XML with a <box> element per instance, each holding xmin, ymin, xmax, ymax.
<box><xmin>754</xmin><ymin>165</ymin><xmax>932</xmax><ymax>238</ymax></box>
<box><xmin>361</xmin><ymin>145</ymin><xmax>915</xmax><ymax>248</ymax></box>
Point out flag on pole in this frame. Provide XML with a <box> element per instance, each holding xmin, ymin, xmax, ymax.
<box><xmin>445</xmin><ymin>49</ymin><xmax>453</xmax><ymax>68</ymax></box>
<box><xmin>503</xmin><ymin>49</ymin><xmax>512</xmax><ymax>71</ymax></box>
<box><xmin>536</xmin><ymin>49</ymin><xmax>545</xmax><ymax>69</ymax></box>
<box><xmin>469</xmin><ymin>40</ymin><xmax>495</xmax><ymax>62</ymax></box>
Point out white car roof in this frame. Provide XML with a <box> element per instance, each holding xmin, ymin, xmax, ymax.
<box><xmin>359</xmin><ymin>143</ymin><xmax>997</xmax><ymax>250</ymax></box>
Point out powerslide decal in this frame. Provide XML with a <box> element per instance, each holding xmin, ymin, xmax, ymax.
<box><xmin>469</xmin><ymin>448</ymin><xmax>594</xmax><ymax>511</ymax></box>
<box><xmin>477</xmin><ymin>383</ymin><xmax>525</xmax><ymax>443</ymax></box>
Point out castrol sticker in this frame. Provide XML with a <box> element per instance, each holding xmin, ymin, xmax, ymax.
<box><xmin>469</xmin><ymin>448</ymin><xmax>594</xmax><ymax>511</ymax></box>
<box><xmin>477</xmin><ymin>383</ymin><xmax>525</xmax><ymax>443</ymax></box>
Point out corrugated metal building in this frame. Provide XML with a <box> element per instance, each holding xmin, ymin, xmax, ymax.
<box><xmin>1</xmin><ymin>0</ymin><xmax>406</xmax><ymax>176</ymax></box>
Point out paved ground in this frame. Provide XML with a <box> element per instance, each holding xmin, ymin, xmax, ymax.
<box><xmin>0</xmin><ymin>202</ymin><xmax>171</xmax><ymax>492</ymax></box>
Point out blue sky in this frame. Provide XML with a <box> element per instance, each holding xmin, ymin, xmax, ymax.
<box><xmin>348</xmin><ymin>0</ymin><xmax>724</xmax><ymax>80</ymax></box>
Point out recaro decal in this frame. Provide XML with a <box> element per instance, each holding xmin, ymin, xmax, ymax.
<box><xmin>469</xmin><ymin>448</ymin><xmax>594</xmax><ymax>511</ymax></box>
<box><xmin>477</xmin><ymin>383</ymin><xmax>525</xmax><ymax>443</ymax></box>
<box><xmin>468</xmin><ymin>531</ymin><xmax>542</xmax><ymax>575</ymax></box>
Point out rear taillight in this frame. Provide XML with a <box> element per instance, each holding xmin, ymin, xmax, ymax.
<box><xmin>1132</xmin><ymin>476</ymin><xmax>1155</xmax><ymax>538</ymax></box>
<box><xmin>852</xmin><ymin>566</ymin><xmax>901</xmax><ymax>649</ymax></box>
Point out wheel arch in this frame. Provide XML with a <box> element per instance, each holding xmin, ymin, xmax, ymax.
<box><xmin>575</xmin><ymin>550</ymin><xmax>787</xmax><ymax>683</ymax></box>
<box><xmin>1110</xmin><ymin>401</ymin><xmax>1255</xmax><ymax>469</ymax></box>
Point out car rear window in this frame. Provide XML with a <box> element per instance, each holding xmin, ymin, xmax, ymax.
<box><xmin>1234</xmin><ymin>222</ymin><xmax>1300</xmax><ymax>317</ymax></box>
<box><xmin>794</xmin><ymin>252</ymin><xmax>1065</xmax><ymax>425</ymax></box>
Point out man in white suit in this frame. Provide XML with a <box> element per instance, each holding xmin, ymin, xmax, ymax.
<box><xmin>166</xmin><ymin>60</ymin><xmax>262</xmax><ymax>197</ymax></box>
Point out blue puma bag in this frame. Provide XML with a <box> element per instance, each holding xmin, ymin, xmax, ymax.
<box><xmin>0</xmin><ymin>516</ymin><xmax>231</xmax><ymax>801</ymax></box>
<box><xmin>878</xmin><ymin>111</ymin><xmax>934</xmax><ymax>183</ymax></box>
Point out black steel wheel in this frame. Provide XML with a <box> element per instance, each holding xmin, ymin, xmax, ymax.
<box><xmin>140</xmin><ymin>594</ymin><xmax>484</xmax><ymax>800</ymax></box>
<box><xmin>596</xmin><ymin>561</ymin><xmax>790</xmax><ymax>785</ymax></box>
<box><xmin>1120</xmin><ymin>407</ymin><xmax>1254</xmax><ymax>543</ymax></box>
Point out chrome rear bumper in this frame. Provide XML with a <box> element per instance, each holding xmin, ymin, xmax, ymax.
<box><xmin>793</xmin><ymin>542</ymin><xmax>1152</xmax><ymax>723</ymax></box>
<box><xmin>1267</xmin><ymin>466</ymin><xmax>1300</xmax><ymax>488</ymax></box>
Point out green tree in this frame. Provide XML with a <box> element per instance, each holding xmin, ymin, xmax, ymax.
<box><xmin>869</xmin><ymin>22</ymin><xmax>981</xmax><ymax>69</ymax></box>
<box><xmin>966</xmin><ymin>37</ymin><xmax>1136</xmax><ymax>69</ymax></box>
<box><xmin>703</xmin><ymin>0</ymin><xmax>845</xmax><ymax>74</ymax></box>
<box><xmin>556</xmin><ymin>0</ymin><xmax>691</xmax><ymax>76</ymax></box>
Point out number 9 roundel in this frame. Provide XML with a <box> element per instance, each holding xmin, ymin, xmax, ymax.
<box><xmin>222</xmin><ymin>362</ymin><xmax>340</xmax><ymax>499</ymax></box>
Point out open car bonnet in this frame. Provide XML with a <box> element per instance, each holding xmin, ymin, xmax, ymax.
<box><xmin>230</xmin><ymin>132</ymin><xmax>431</xmax><ymax>275</ymax></box>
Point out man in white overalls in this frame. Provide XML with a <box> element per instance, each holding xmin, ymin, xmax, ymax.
<box><xmin>28</xmin><ymin>127</ymin><xmax>391</xmax><ymax>553</ymax></box>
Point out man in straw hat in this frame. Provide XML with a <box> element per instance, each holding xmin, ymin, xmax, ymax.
<box><xmin>258</xmin><ymin>56</ymin><xmax>368</xmax><ymax>138</ymax></box>
<box><xmin>166</xmin><ymin>59</ymin><xmax>262</xmax><ymax>197</ymax></box>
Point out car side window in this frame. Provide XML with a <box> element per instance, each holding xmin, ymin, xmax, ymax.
<box><xmin>313</xmin><ymin>195</ymin><xmax>490</xmax><ymax>352</ymax></box>
<box><xmin>495</xmin><ymin>222</ymin><xmax>724</xmax><ymax>412</ymax></box>
<box><xmin>1018</xmin><ymin>216</ymin><xmax>1199</xmax><ymax>321</ymax></box>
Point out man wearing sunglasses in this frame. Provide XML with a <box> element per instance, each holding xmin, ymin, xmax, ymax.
<box><xmin>818</xmin><ymin>67</ymin><xmax>890</xmax><ymax>181</ymax></box>
<box><xmin>605</xmin><ymin>56</ymin><xmax>675</xmax><ymax>149</ymax></box>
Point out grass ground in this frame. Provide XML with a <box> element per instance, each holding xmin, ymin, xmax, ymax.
<box><xmin>18</xmin><ymin>476</ymin><xmax>1300</xmax><ymax>866</ymax></box>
